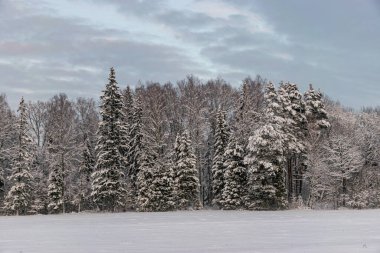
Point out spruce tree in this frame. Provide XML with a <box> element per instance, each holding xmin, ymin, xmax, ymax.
<box><xmin>149</xmin><ymin>163</ymin><xmax>176</xmax><ymax>211</ymax></box>
<box><xmin>245</xmin><ymin>124</ymin><xmax>287</xmax><ymax>210</ymax></box>
<box><xmin>136</xmin><ymin>150</ymin><xmax>155</xmax><ymax>212</ymax></box>
<box><xmin>211</xmin><ymin>108</ymin><xmax>229</xmax><ymax>207</ymax></box>
<box><xmin>122</xmin><ymin>86</ymin><xmax>134</xmax><ymax>129</ymax></box>
<box><xmin>4</xmin><ymin>97</ymin><xmax>34</xmax><ymax>215</ymax></box>
<box><xmin>91</xmin><ymin>68</ymin><xmax>127</xmax><ymax>211</ymax></box>
<box><xmin>245</xmin><ymin>83</ymin><xmax>288</xmax><ymax>210</ymax></box>
<box><xmin>174</xmin><ymin>131</ymin><xmax>200</xmax><ymax>209</ymax></box>
<box><xmin>278</xmin><ymin>82</ymin><xmax>308</xmax><ymax>200</ymax></box>
<box><xmin>47</xmin><ymin>163</ymin><xmax>64</xmax><ymax>212</ymax></box>
<box><xmin>77</xmin><ymin>138</ymin><xmax>95</xmax><ymax>211</ymax></box>
<box><xmin>220</xmin><ymin>137</ymin><xmax>248</xmax><ymax>210</ymax></box>
<box><xmin>278</xmin><ymin>82</ymin><xmax>308</xmax><ymax>154</ymax></box>
<box><xmin>125</xmin><ymin>97</ymin><xmax>143</xmax><ymax>209</ymax></box>
<box><xmin>304</xmin><ymin>84</ymin><xmax>330</xmax><ymax>130</ymax></box>
<box><xmin>171</xmin><ymin>133</ymin><xmax>181</xmax><ymax>206</ymax></box>
<box><xmin>120</xmin><ymin>86</ymin><xmax>133</xmax><ymax>168</ymax></box>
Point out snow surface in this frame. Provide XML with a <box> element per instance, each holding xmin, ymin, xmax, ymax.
<box><xmin>1</xmin><ymin>209</ymin><xmax>380</xmax><ymax>253</ymax></box>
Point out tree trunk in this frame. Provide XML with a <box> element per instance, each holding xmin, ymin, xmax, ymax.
<box><xmin>342</xmin><ymin>176</ymin><xmax>347</xmax><ymax>207</ymax></box>
<box><xmin>287</xmin><ymin>157</ymin><xmax>293</xmax><ymax>202</ymax></box>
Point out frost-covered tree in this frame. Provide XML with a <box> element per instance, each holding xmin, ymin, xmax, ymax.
<box><xmin>72</xmin><ymin>98</ymin><xmax>98</xmax><ymax>212</ymax></box>
<box><xmin>234</xmin><ymin>77</ymin><xmax>264</xmax><ymax>147</ymax></box>
<box><xmin>220</xmin><ymin>137</ymin><xmax>248</xmax><ymax>210</ymax></box>
<box><xmin>245</xmin><ymin>83</ymin><xmax>288</xmax><ymax>210</ymax></box>
<box><xmin>211</xmin><ymin>108</ymin><xmax>229</xmax><ymax>207</ymax></box>
<box><xmin>45</xmin><ymin>94</ymin><xmax>77</xmax><ymax>213</ymax></box>
<box><xmin>4</xmin><ymin>98</ymin><xmax>34</xmax><ymax>215</ymax></box>
<box><xmin>91</xmin><ymin>68</ymin><xmax>127</xmax><ymax>211</ymax></box>
<box><xmin>323</xmin><ymin>133</ymin><xmax>363</xmax><ymax>207</ymax></box>
<box><xmin>174</xmin><ymin>131</ymin><xmax>201</xmax><ymax>209</ymax></box>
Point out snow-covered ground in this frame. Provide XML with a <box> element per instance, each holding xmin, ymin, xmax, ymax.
<box><xmin>1</xmin><ymin>209</ymin><xmax>380</xmax><ymax>253</ymax></box>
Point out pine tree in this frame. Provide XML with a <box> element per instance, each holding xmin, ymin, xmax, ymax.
<box><xmin>91</xmin><ymin>68</ymin><xmax>127</xmax><ymax>211</ymax></box>
<box><xmin>125</xmin><ymin>97</ymin><xmax>143</xmax><ymax>209</ymax></box>
<box><xmin>4</xmin><ymin>97</ymin><xmax>34</xmax><ymax>215</ymax></box>
<box><xmin>220</xmin><ymin>137</ymin><xmax>248</xmax><ymax>210</ymax></box>
<box><xmin>211</xmin><ymin>108</ymin><xmax>230</xmax><ymax>207</ymax></box>
<box><xmin>245</xmin><ymin>83</ymin><xmax>288</xmax><ymax>210</ymax></box>
<box><xmin>174</xmin><ymin>131</ymin><xmax>201</xmax><ymax>209</ymax></box>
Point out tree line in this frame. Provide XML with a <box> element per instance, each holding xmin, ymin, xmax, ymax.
<box><xmin>0</xmin><ymin>68</ymin><xmax>379</xmax><ymax>215</ymax></box>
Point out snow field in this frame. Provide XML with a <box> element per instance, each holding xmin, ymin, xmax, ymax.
<box><xmin>1</xmin><ymin>209</ymin><xmax>380</xmax><ymax>253</ymax></box>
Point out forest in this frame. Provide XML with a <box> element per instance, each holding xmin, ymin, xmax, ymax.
<box><xmin>0</xmin><ymin>68</ymin><xmax>379</xmax><ymax>215</ymax></box>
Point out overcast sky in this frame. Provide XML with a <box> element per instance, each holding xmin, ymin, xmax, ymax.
<box><xmin>0</xmin><ymin>0</ymin><xmax>379</xmax><ymax>109</ymax></box>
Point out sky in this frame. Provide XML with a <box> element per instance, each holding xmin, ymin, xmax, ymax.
<box><xmin>0</xmin><ymin>0</ymin><xmax>379</xmax><ymax>109</ymax></box>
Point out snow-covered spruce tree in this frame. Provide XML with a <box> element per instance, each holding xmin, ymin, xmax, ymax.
<box><xmin>91</xmin><ymin>68</ymin><xmax>127</xmax><ymax>212</ymax></box>
<box><xmin>245</xmin><ymin>124</ymin><xmax>287</xmax><ymax>210</ymax></box>
<box><xmin>278</xmin><ymin>82</ymin><xmax>308</xmax><ymax>200</ymax></box>
<box><xmin>174</xmin><ymin>131</ymin><xmax>201</xmax><ymax>210</ymax></box>
<box><xmin>0</xmin><ymin>95</ymin><xmax>16</xmax><ymax>206</ymax></box>
<box><xmin>303</xmin><ymin>84</ymin><xmax>330</xmax><ymax>207</ymax></box>
<box><xmin>136</xmin><ymin>149</ymin><xmax>155</xmax><ymax>212</ymax></box>
<box><xmin>149</xmin><ymin>163</ymin><xmax>176</xmax><ymax>211</ymax></box>
<box><xmin>220</xmin><ymin>137</ymin><xmax>248</xmax><ymax>210</ymax></box>
<box><xmin>125</xmin><ymin>97</ymin><xmax>143</xmax><ymax>209</ymax></box>
<box><xmin>122</xmin><ymin>86</ymin><xmax>134</xmax><ymax>131</ymax></box>
<box><xmin>47</xmin><ymin>163</ymin><xmax>64</xmax><ymax>212</ymax></box>
<box><xmin>211</xmin><ymin>108</ymin><xmax>230</xmax><ymax>207</ymax></box>
<box><xmin>304</xmin><ymin>84</ymin><xmax>330</xmax><ymax>131</ymax></box>
<box><xmin>4</xmin><ymin>97</ymin><xmax>34</xmax><ymax>215</ymax></box>
<box><xmin>245</xmin><ymin>83</ymin><xmax>288</xmax><ymax>210</ymax></box>
<box><xmin>234</xmin><ymin>81</ymin><xmax>252</xmax><ymax>147</ymax></box>
<box><xmin>119</xmin><ymin>87</ymin><xmax>132</xmax><ymax>170</ymax></box>
<box><xmin>171</xmin><ymin>133</ymin><xmax>181</xmax><ymax>206</ymax></box>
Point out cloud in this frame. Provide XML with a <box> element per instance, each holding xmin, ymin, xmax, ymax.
<box><xmin>0</xmin><ymin>0</ymin><xmax>379</xmax><ymax>109</ymax></box>
<box><xmin>0</xmin><ymin>0</ymin><xmax>211</xmax><ymax>108</ymax></box>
